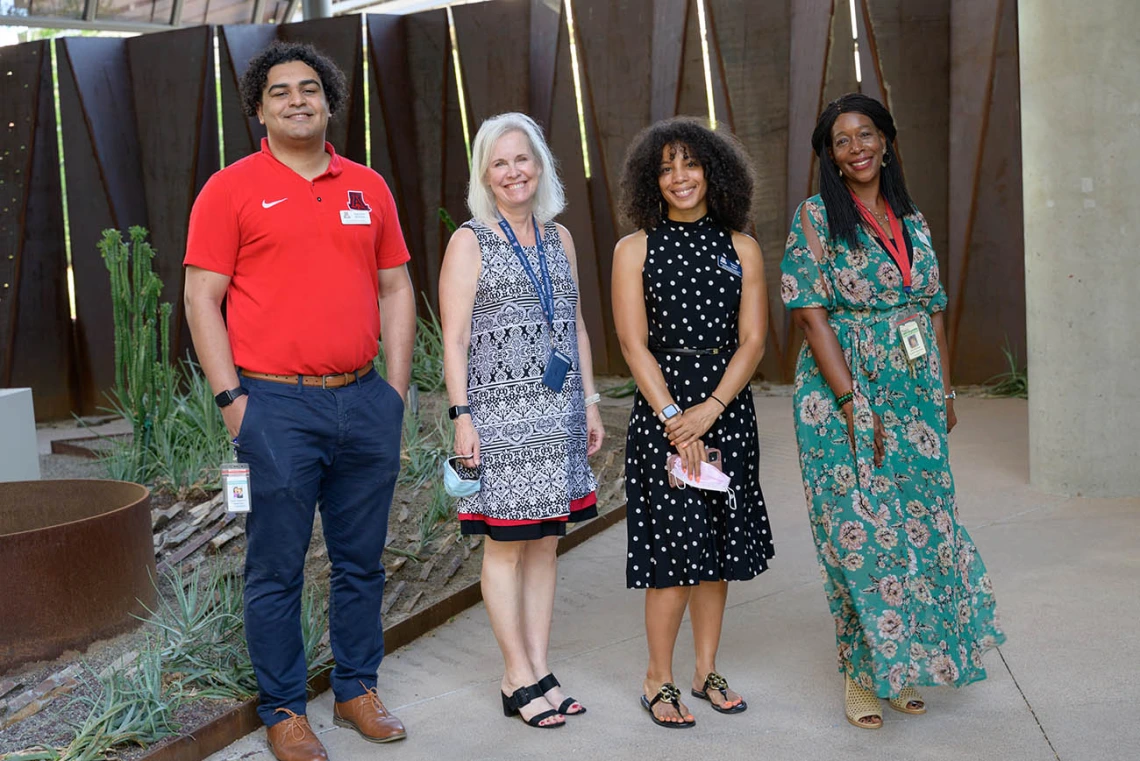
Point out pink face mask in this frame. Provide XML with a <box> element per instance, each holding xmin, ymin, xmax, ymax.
<box><xmin>667</xmin><ymin>457</ymin><xmax>737</xmax><ymax>510</ymax></box>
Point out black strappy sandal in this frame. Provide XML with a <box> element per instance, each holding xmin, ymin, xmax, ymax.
<box><xmin>501</xmin><ymin>684</ymin><xmax>565</xmax><ymax>729</ymax></box>
<box><xmin>691</xmin><ymin>671</ymin><xmax>747</xmax><ymax>714</ymax></box>
<box><xmin>640</xmin><ymin>683</ymin><xmax>695</xmax><ymax>728</ymax></box>
<box><xmin>537</xmin><ymin>673</ymin><xmax>586</xmax><ymax>716</ymax></box>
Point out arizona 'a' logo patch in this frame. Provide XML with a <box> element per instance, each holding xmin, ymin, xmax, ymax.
<box><xmin>346</xmin><ymin>191</ymin><xmax>371</xmax><ymax>211</ymax></box>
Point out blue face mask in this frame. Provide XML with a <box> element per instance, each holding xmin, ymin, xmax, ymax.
<box><xmin>443</xmin><ymin>456</ymin><xmax>481</xmax><ymax>498</ymax></box>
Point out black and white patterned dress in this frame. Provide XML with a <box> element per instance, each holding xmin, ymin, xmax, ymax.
<box><xmin>625</xmin><ymin>215</ymin><xmax>775</xmax><ymax>588</ymax></box>
<box><xmin>456</xmin><ymin>219</ymin><xmax>598</xmax><ymax>541</ymax></box>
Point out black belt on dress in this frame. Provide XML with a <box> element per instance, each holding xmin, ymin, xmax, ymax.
<box><xmin>650</xmin><ymin>345</ymin><xmax>736</xmax><ymax>356</ymax></box>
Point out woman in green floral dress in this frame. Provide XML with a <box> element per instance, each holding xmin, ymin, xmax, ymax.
<box><xmin>781</xmin><ymin>94</ymin><xmax>1005</xmax><ymax>729</ymax></box>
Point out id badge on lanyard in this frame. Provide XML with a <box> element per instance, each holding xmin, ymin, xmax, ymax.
<box><xmin>222</xmin><ymin>462</ymin><xmax>252</xmax><ymax>513</ymax></box>
<box><xmin>891</xmin><ymin>312</ymin><xmax>928</xmax><ymax>377</ymax></box>
<box><xmin>498</xmin><ymin>216</ymin><xmax>570</xmax><ymax>392</ymax></box>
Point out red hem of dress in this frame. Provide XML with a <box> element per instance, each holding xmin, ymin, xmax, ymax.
<box><xmin>458</xmin><ymin>491</ymin><xmax>597</xmax><ymax>526</ymax></box>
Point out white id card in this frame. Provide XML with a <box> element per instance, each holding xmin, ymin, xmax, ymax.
<box><xmin>897</xmin><ymin>319</ymin><xmax>928</xmax><ymax>361</ymax></box>
<box><xmin>222</xmin><ymin>463</ymin><xmax>252</xmax><ymax>513</ymax></box>
<box><xmin>340</xmin><ymin>210</ymin><xmax>371</xmax><ymax>225</ymax></box>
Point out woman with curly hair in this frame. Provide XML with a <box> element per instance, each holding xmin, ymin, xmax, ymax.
<box><xmin>781</xmin><ymin>93</ymin><xmax>1004</xmax><ymax>729</ymax></box>
<box><xmin>612</xmin><ymin>117</ymin><xmax>774</xmax><ymax>728</ymax></box>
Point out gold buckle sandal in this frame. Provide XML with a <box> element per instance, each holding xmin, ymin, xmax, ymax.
<box><xmin>845</xmin><ymin>674</ymin><xmax>883</xmax><ymax>730</ymax></box>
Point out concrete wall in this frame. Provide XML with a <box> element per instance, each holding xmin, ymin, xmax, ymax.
<box><xmin>1020</xmin><ymin>0</ymin><xmax>1140</xmax><ymax>497</ymax></box>
<box><xmin>0</xmin><ymin>389</ymin><xmax>41</xmax><ymax>482</ymax></box>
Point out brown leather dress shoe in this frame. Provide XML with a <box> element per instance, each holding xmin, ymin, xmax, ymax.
<box><xmin>333</xmin><ymin>682</ymin><xmax>407</xmax><ymax>743</ymax></box>
<box><xmin>266</xmin><ymin>709</ymin><xmax>329</xmax><ymax>761</ymax></box>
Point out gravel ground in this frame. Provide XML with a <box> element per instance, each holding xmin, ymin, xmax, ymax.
<box><xmin>37</xmin><ymin>453</ymin><xmax>105</xmax><ymax>481</ymax></box>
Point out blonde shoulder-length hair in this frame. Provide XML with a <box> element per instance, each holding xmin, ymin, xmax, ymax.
<box><xmin>467</xmin><ymin>112</ymin><xmax>565</xmax><ymax>227</ymax></box>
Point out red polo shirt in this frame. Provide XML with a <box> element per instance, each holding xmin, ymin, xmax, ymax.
<box><xmin>184</xmin><ymin>139</ymin><xmax>410</xmax><ymax>375</ymax></box>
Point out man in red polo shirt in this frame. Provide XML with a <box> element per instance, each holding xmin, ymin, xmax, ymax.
<box><xmin>184</xmin><ymin>41</ymin><xmax>413</xmax><ymax>760</ymax></box>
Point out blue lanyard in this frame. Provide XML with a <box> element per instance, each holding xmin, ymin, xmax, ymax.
<box><xmin>498</xmin><ymin>216</ymin><xmax>555</xmax><ymax>330</ymax></box>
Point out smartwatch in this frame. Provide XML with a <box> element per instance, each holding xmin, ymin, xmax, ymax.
<box><xmin>448</xmin><ymin>404</ymin><xmax>471</xmax><ymax>420</ymax></box>
<box><xmin>657</xmin><ymin>403</ymin><xmax>682</xmax><ymax>423</ymax></box>
<box><xmin>214</xmin><ymin>387</ymin><xmax>248</xmax><ymax>409</ymax></box>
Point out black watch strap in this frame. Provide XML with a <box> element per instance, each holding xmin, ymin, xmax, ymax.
<box><xmin>448</xmin><ymin>404</ymin><xmax>471</xmax><ymax>420</ymax></box>
<box><xmin>214</xmin><ymin>386</ymin><xmax>248</xmax><ymax>409</ymax></box>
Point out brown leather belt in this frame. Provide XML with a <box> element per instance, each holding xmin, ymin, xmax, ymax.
<box><xmin>240</xmin><ymin>362</ymin><xmax>374</xmax><ymax>388</ymax></box>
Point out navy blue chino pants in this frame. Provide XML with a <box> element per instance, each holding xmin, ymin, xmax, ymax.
<box><xmin>235</xmin><ymin>369</ymin><xmax>403</xmax><ymax>727</ymax></box>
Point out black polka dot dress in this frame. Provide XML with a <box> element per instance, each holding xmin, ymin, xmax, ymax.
<box><xmin>625</xmin><ymin>215</ymin><xmax>775</xmax><ymax>589</ymax></box>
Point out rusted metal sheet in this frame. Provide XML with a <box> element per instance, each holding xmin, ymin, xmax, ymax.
<box><xmin>0</xmin><ymin>41</ymin><xmax>40</xmax><ymax>387</ymax></box>
<box><xmin>649</xmin><ymin>0</ymin><xmax>687</xmax><ymax>123</ymax></box>
<box><xmin>544</xmin><ymin>3</ymin><xmax>611</xmax><ymax>373</ymax></box>
<box><xmin>783</xmin><ymin>0</ymin><xmax>834</xmax><ymax>379</ymax></box>
<box><xmin>452</xmin><ymin>0</ymin><xmax>531</xmax><ymax>127</ymax></box>
<box><xmin>863</xmin><ymin>0</ymin><xmax>951</xmax><ymax>277</ymax></box>
<box><xmin>401</xmin><ymin>10</ymin><xmax>452</xmax><ymax>311</ymax></box>
<box><xmin>675</xmin><ymin>0</ymin><xmax>707</xmax><ymax>119</ymax></box>
<box><xmin>440</xmin><ymin>14</ymin><xmax>470</xmax><ymax>294</ymax></box>
<box><xmin>368</xmin><ymin>14</ymin><xmax>428</xmax><ymax>307</ymax></box>
<box><xmin>950</xmin><ymin>0</ymin><xmax>1023</xmax><ymax>383</ymax></box>
<box><xmin>127</xmin><ymin>26</ymin><xmax>218</xmax><ymax>363</ymax></box>
<box><xmin>0</xmin><ymin>480</ymin><xmax>155</xmax><ymax>673</ymax></box>
<box><xmin>572</xmin><ymin>0</ymin><xmax>654</xmax><ymax>233</ymax></box>
<box><xmin>278</xmin><ymin>15</ymin><xmax>368</xmax><ymax>164</ymax></box>
<box><xmin>58</xmin><ymin>38</ymin><xmax>150</xmax><ymax>414</ymax></box>
<box><xmin>572</xmin><ymin>0</ymin><xmax>657</xmax><ymax>374</ymax></box>
<box><xmin>708</xmin><ymin>0</ymin><xmax>791</xmax><ymax>381</ymax></box>
<box><xmin>0</xmin><ymin>41</ymin><xmax>74</xmax><ymax>419</ymax></box>
<box><xmin>528</xmin><ymin>0</ymin><xmax>561</xmax><ymax>129</ymax></box>
<box><xmin>947</xmin><ymin>0</ymin><xmax>1001</xmax><ymax>354</ymax></box>
<box><xmin>218</xmin><ymin>24</ymin><xmax>276</xmax><ymax>165</ymax></box>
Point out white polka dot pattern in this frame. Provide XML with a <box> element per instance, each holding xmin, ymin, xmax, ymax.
<box><xmin>625</xmin><ymin>215</ymin><xmax>774</xmax><ymax>589</ymax></box>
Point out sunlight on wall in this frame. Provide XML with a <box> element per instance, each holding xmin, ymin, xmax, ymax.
<box><xmin>446</xmin><ymin>6</ymin><xmax>472</xmax><ymax>168</ymax></box>
<box><xmin>696</xmin><ymin>0</ymin><xmax>717</xmax><ymax>129</ymax></box>
<box><xmin>564</xmin><ymin>0</ymin><xmax>591</xmax><ymax>179</ymax></box>
<box><xmin>49</xmin><ymin>40</ymin><xmax>76</xmax><ymax>321</ymax></box>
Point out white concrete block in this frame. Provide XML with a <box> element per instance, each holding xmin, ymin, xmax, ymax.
<box><xmin>0</xmin><ymin>388</ymin><xmax>41</xmax><ymax>482</ymax></box>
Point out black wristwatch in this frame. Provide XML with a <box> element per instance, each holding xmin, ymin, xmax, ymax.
<box><xmin>448</xmin><ymin>404</ymin><xmax>471</xmax><ymax>420</ymax></box>
<box><xmin>214</xmin><ymin>387</ymin><xmax>248</xmax><ymax>409</ymax></box>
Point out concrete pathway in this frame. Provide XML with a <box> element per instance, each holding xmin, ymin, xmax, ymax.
<box><xmin>207</xmin><ymin>396</ymin><xmax>1138</xmax><ymax>761</ymax></box>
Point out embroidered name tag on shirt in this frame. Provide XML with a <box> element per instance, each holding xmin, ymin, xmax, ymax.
<box><xmin>717</xmin><ymin>254</ymin><xmax>743</xmax><ymax>278</ymax></box>
<box><xmin>340</xmin><ymin>210</ymin><xmax>371</xmax><ymax>225</ymax></box>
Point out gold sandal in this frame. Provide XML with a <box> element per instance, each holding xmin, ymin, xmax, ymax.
<box><xmin>888</xmin><ymin>686</ymin><xmax>926</xmax><ymax>715</ymax></box>
<box><xmin>844</xmin><ymin>674</ymin><xmax>883</xmax><ymax>730</ymax></box>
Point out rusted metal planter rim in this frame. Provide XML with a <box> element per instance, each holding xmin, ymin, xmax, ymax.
<box><xmin>0</xmin><ymin>479</ymin><xmax>150</xmax><ymax>539</ymax></box>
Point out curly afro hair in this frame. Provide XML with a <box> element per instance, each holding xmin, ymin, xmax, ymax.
<box><xmin>620</xmin><ymin>117</ymin><xmax>755</xmax><ymax>232</ymax></box>
<box><xmin>239</xmin><ymin>41</ymin><xmax>348</xmax><ymax>119</ymax></box>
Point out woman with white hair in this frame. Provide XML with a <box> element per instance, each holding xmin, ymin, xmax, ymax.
<box><xmin>439</xmin><ymin>112</ymin><xmax>605</xmax><ymax>729</ymax></box>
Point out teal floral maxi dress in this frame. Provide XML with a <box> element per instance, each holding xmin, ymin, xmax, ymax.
<box><xmin>781</xmin><ymin>195</ymin><xmax>1005</xmax><ymax>698</ymax></box>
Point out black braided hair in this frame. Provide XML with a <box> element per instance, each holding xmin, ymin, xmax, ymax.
<box><xmin>811</xmin><ymin>93</ymin><xmax>915</xmax><ymax>247</ymax></box>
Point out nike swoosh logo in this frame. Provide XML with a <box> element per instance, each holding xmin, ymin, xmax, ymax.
<box><xmin>262</xmin><ymin>198</ymin><xmax>287</xmax><ymax>209</ymax></box>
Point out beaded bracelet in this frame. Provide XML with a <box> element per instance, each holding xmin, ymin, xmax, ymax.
<box><xmin>709</xmin><ymin>394</ymin><xmax>727</xmax><ymax>410</ymax></box>
<box><xmin>584</xmin><ymin>393</ymin><xmax>601</xmax><ymax>407</ymax></box>
<box><xmin>835</xmin><ymin>391</ymin><xmax>855</xmax><ymax>408</ymax></box>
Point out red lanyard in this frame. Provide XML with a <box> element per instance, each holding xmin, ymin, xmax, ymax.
<box><xmin>850</xmin><ymin>192</ymin><xmax>910</xmax><ymax>292</ymax></box>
